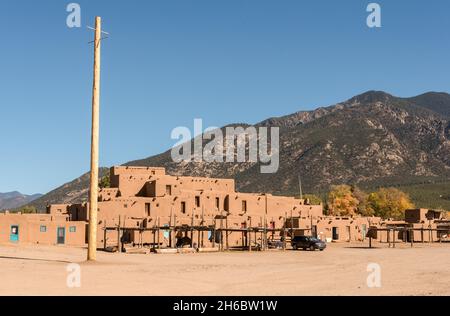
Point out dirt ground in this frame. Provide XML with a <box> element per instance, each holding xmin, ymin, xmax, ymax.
<box><xmin>0</xmin><ymin>242</ymin><xmax>449</xmax><ymax>296</ymax></box>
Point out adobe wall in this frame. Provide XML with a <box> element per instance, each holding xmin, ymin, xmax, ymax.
<box><xmin>0</xmin><ymin>213</ymin><xmax>86</xmax><ymax>246</ymax></box>
<box><xmin>38</xmin><ymin>166</ymin><xmax>448</xmax><ymax>249</ymax></box>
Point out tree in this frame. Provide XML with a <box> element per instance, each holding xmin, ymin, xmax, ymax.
<box><xmin>352</xmin><ymin>186</ymin><xmax>373</xmax><ymax>216</ymax></box>
<box><xmin>366</xmin><ymin>188</ymin><xmax>414</xmax><ymax>220</ymax></box>
<box><xmin>327</xmin><ymin>185</ymin><xmax>360</xmax><ymax>216</ymax></box>
<box><xmin>14</xmin><ymin>206</ymin><xmax>37</xmax><ymax>214</ymax></box>
<box><xmin>303</xmin><ymin>194</ymin><xmax>322</xmax><ymax>205</ymax></box>
<box><xmin>99</xmin><ymin>175</ymin><xmax>110</xmax><ymax>189</ymax></box>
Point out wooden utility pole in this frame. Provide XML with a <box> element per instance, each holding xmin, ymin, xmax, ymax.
<box><xmin>87</xmin><ymin>16</ymin><xmax>102</xmax><ymax>261</ymax></box>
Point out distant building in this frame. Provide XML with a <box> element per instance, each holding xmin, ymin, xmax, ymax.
<box><xmin>377</xmin><ymin>209</ymin><xmax>449</xmax><ymax>243</ymax></box>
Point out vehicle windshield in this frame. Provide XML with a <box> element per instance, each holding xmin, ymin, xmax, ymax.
<box><xmin>310</xmin><ymin>238</ymin><xmax>321</xmax><ymax>242</ymax></box>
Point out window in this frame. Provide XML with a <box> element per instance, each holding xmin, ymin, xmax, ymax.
<box><xmin>181</xmin><ymin>202</ymin><xmax>186</xmax><ymax>214</ymax></box>
<box><xmin>242</xmin><ymin>200</ymin><xmax>247</xmax><ymax>213</ymax></box>
<box><xmin>40</xmin><ymin>225</ymin><xmax>47</xmax><ymax>233</ymax></box>
<box><xmin>69</xmin><ymin>226</ymin><xmax>76</xmax><ymax>233</ymax></box>
<box><xmin>166</xmin><ymin>185</ymin><xmax>172</xmax><ymax>195</ymax></box>
<box><xmin>195</xmin><ymin>196</ymin><xmax>200</xmax><ymax>208</ymax></box>
<box><xmin>145</xmin><ymin>203</ymin><xmax>151</xmax><ymax>216</ymax></box>
<box><xmin>215</xmin><ymin>197</ymin><xmax>220</xmax><ymax>210</ymax></box>
<box><xmin>224</xmin><ymin>196</ymin><xmax>230</xmax><ymax>212</ymax></box>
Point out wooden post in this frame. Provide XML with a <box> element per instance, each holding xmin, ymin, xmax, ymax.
<box><xmin>157</xmin><ymin>217</ymin><xmax>160</xmax><ymax>249</ymax></box>
<box><xmin>392</xmin><ymin>229</ymin><xmax>396</xmax><ymax>248</ymax></box>
<box><xmin>212</xmin><ymin>219</ymin><xmax>216</xmax><ymax>249</ymax></box>
<box><xmin>87</xmin><ymin>16</ymin><xmax>102</xmax><ymax>262</ymax></box>
<box><xmin>173</xmin><ymin>214</ymin><xmax>177</xmax><ymax>248</ymax></box>
<box><xmin>249</xmin><ymin>218</ymin><xmax>252</xmax><ymax>252</ymax></box>
<box><xmin>225</xmin><ymin>215</ymin><xmax>229</xmax><ymax>251</ymax></box>
<box><xmin>410</xmin><ymin>228</ymin><xmax>413</xmax><ymax>248</ymax></box>
<box><xmin>283</xmin><ymin>212</ymin><xmax>287</xmax><ymax>251</ymax></box>
<box><xmin>191</xmin><ymin>211</ymin><xmax>194</xmax><ymax>248</ymax></box>
<box><xmin>103</xmin><ymin>221</ymin><xmax>107</xmax><ymax>250</ymax></box>
<box><xmin>197</xmin><ymin>227</ymin><xmax>200</xmax><ymax>250</ymax></box>
<box><xmin>152</xmin><ymin>221</ymin><xmax>156</xmax><ymax>251</ymax></box>
<box><xmin>117</xmin><ymin>216</ymin><xmax>121</xmax><ymax>253</ymax></box>
<box><xmin>169</xmin><ymin>209</ymin><xmax>173</xmax><ymax>248</ymax></box>
<box><xmin>264</xmin><ymin>196</ymin><xmax>268</xmax><ymax>251</ymax></box>
<box><xmin>421</xmin><ymin>227</ymin><xmax>424</xmax><ymax>243</ymax></box>
<box><xmin>369</xmin><ymin>236</ymin><xmax>372</xmax><ymax>249</ymax></box>
<box><xmin>290</xmin><ymin>209</ymin><xmax>294</xmax><ymax>240</ymax></box>
<box><xmin>220</xmin><ymin>217</ymin><xmax>224</xmax><ymax>251</ymax></box>
<box><xmin>201</xmin><ymin>207</ymin><xmax>204</xmax><ymax>248</ymax></box>
<box><xmin>263</xmin><ymin>214</ymin><xmax>267</xmax><ymax>251</ymax></box>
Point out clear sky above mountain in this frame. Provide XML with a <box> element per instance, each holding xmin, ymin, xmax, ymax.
<box><xmin>1</xmin><ymin>0</ymin><xmax>450</xmax><ymax>194</ymax></box>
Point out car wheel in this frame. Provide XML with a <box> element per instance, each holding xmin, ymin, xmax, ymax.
<box><xmin>293</xmin><ymin>244</ymin><xmax>298</xmax><ymax>250</ymax></box>
<box><xmin>319</xmin><ymin>249</ymin><xmax>324</xmax><ymax>251</ymax></box>
<box><xmin>309</xmin><ymin>245</ymin><xmax>315</xmax><ymax>251</ymax></box>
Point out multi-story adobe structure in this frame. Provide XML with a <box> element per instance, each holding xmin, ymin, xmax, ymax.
<box><xmin>1</xmin><ymin>166</ymin><xmax>447</xmax><ymax>249</ymax></box>
<box><xmin>55</xmin><ymin>166</ymin><xmax>382</xmax><ymax>249</ymax></box>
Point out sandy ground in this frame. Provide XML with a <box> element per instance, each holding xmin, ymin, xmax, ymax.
<box><xmin>0</xmin><ymin>242</ymin><xmax>449</xmax><ymax>296</ymax></box>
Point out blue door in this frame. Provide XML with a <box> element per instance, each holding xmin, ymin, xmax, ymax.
<box><xmin>57</xmin><ymin>227</ymin><xmax>65</xmax><ymax>244</ymax></box>
<box><xmin>362</xmin><ymin>225</ymin><xmax>367</xmax><ymax>241</ymax></box>
<box><xmin>10</xmin><ymin>225</ymin><xmax>19</xmax><ymax>242</ymax></box>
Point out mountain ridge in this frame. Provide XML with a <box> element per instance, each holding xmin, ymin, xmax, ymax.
<box><xmin>0</xmin><ymin>192</ymin><xmax>43</xmax><ymax>210</ymax></box>
<box><xmin>28</xmin><ymin>90</ymin><xmax>450</xmax><ymax>211</ymax></box>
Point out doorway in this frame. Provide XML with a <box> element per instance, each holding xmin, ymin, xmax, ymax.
<box><xmin>362</xmin><ymin>224</ymin><xmax>367</xmax><ymax>241</ymax></box>
<box><xmin>312</xmin><ymin>225</ymin><xmax>318</xmax><ymax>238</ymax></box>
<box><xmin>10</xmin><ymin>225</ymin><xmax>19</xmax><ymax>242</ymax></box>
<box><xmin>332</xmin><ymin>227</ymin><xmax>339</xmax><ymax>241</ymax></box>
<box><xmin>57</xmin><ymin>227</ymin><xmax>66</xmax><ymax>245</ymax></box>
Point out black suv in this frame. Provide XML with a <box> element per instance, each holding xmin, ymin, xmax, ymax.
<box><xmin>291</xmin><ymin>236</ymin><xmax>326</xmax><ymax>251</ymax></box>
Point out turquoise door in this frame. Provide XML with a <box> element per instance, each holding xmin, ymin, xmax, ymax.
<box><xmin>10</xmin><ymin>225</ymin><xmax>19</xmax><ymax>242</ymax></box>
<box><xmin>57</xmin><ymin>227</ymin><xmax>66</xmax><ymax>244</ymax></box>
<box><xmin>163</xmin><ymin>224</ymin><xmax>170</xmax><ymax>239</ymax></box>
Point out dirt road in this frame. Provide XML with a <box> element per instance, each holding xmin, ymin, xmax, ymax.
<box><xmin>0</xmin><ymin>243</ymin><xmax>448</xmax><ymax>296</ymax></box>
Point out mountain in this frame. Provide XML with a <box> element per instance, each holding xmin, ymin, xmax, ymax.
<box><xmin>29</xmin><ymin>91</ymin><xmax>450</xmax><ymax>211</ymax></box>
<box><xmin>0</xmin><ymin>192</ymin><xmax>43</xmax><ymax>210</ymax></box>
<box><xmin>29</xmin><ymin>168</ymin><xmax>109</xmax><ymax>212</ymax></box>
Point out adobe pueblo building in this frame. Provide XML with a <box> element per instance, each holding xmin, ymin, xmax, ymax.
<box><xmin>51</xmin><ymin>166</ymin><xmax>383</xmax><ymax>250</ymax></box>
<box><xmin>1</xmin><ymin>166</ymin><xmax>448</xmax><ymax>250</ymax></box>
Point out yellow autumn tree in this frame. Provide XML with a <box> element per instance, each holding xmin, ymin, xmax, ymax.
<box><xmin>327</xmin><ymin>185</ymin><xmax>359</xmax><ymax>216</ymax></box>
<box><xmin>366</xmin><ymin>188</ymin><xmax>414</xmax><ymax>220</ymax></box>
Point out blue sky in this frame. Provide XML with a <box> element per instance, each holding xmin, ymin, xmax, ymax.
<box><xmin>1</xmin><ymin>0</ymin><xmax>450</xmax><ymax>194</ymax></box>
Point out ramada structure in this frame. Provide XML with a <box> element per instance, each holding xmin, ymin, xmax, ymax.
<box><xmin>1</xmin><ymin>166</ymin><xmax>449</xmax><ymax>250</ymax></box>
